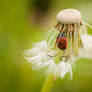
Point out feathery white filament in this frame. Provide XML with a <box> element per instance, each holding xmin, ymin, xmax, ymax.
<box><xmin>48</xmin><ymin>30</ymin><xmax>56</xmax><ymax>45</ymax></box>
<box><xmin>79</xmin><ymin>34</ymin><xmax>92</xmax><ymax>58</ymax></box>
<box><xmin>47</xmin><ymin>61</ymin><xmax>73</xmax><ymax>79</ymax></box>
<box><xmin>42</xmin><ymin>27</ymin><xmax>54</xmax><ymax>41</ymax></box>
<box><xmin>83</xmin><ymin>21</ymin><xmax>92</xmax><ymax>30</ymax></box>
<box><xmin>82</xmin><ymin>23</ymin><xmax>87</xmax><ymax>34</ymax></box>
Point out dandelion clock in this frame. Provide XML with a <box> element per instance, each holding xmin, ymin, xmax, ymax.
<box><xmin>24</xmin><ymin>9</ymin><xmax>92</xmax><ymax>92</ymax></box>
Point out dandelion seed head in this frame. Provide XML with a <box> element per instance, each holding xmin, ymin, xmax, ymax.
<box><xmin>57</xmin><ymin>9</ymin><xmax>82</xmax><ymax>24</ymax></box>
<box><xmin>24</xmin><ymin>9</ymin><xmax>92</xmax><ymax>79</ymax></box>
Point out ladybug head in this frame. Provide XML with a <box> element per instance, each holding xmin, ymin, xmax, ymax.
<box><xmin>61</xmin><ymin>32</ymin><xmax>65</xmax><ymax>37</ymax></box>
<box><xmin>57</xmin><ymin>32</ymin><xmax>65</xmax><ymax>39</ymax></box>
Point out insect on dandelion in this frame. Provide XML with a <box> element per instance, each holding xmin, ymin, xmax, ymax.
<box><xmin>24</xmin><ymin>9</ymin><xmax>92</xmax><ymax>92</ymax></box>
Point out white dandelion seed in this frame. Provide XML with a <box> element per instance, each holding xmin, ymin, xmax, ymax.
<box><xmin>24</xmin><ymin>41</ymin><xmax>56</xmax><ymax>69</ymax></box>
<box><xmin>24</xmin><ymin>9</ymin><xmax>92</xmax><ymax>79</ymax></box>
<box><xmin>47</xmin><ymin>60</ymin><xmax>73</xmax><ymax>79</ymax></box>
<box><xmin>79</xmin><ymin>34</ymin><xmax>92</xmax><ymax>58</ymax></box>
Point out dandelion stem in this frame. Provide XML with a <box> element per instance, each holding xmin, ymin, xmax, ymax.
<box><xmin>40</xmin><ymin>75</ymin><xmax>55</xmax><ymax>92</ymax></box>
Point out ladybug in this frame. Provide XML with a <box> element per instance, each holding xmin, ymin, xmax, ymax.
<box><xmin>56</xmin><ymin>32</ymin><xmax>67</xmax><ymax>50</ymax></box>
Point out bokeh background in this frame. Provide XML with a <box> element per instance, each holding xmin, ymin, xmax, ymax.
<box><xmin>0</xmin><ymin>0</ymin><xmax>92</xmax><ymax>92</ymax></box>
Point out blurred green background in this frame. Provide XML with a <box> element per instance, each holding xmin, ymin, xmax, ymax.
<box><xmin>0</xmin><ymin>0</ymin><xmax>92</xmax><ymax>92</ymax></box>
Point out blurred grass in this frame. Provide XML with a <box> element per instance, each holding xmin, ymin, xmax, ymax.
<box><xmin>0</xmin><ymin>0</ymin><xmax>92</xmax><ymax>92</ymax></box>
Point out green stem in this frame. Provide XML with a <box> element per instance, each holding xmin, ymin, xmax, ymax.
<box><xmin>40</xmin><ymin>75</ymin><xmax>54</xmax><ymax>92</ymax></box>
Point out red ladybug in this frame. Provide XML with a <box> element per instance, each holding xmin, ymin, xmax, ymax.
<box><xmin>56</xmin><ymin>32</ymin><xmax>67</xmax><ymax>50</ymax></box>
